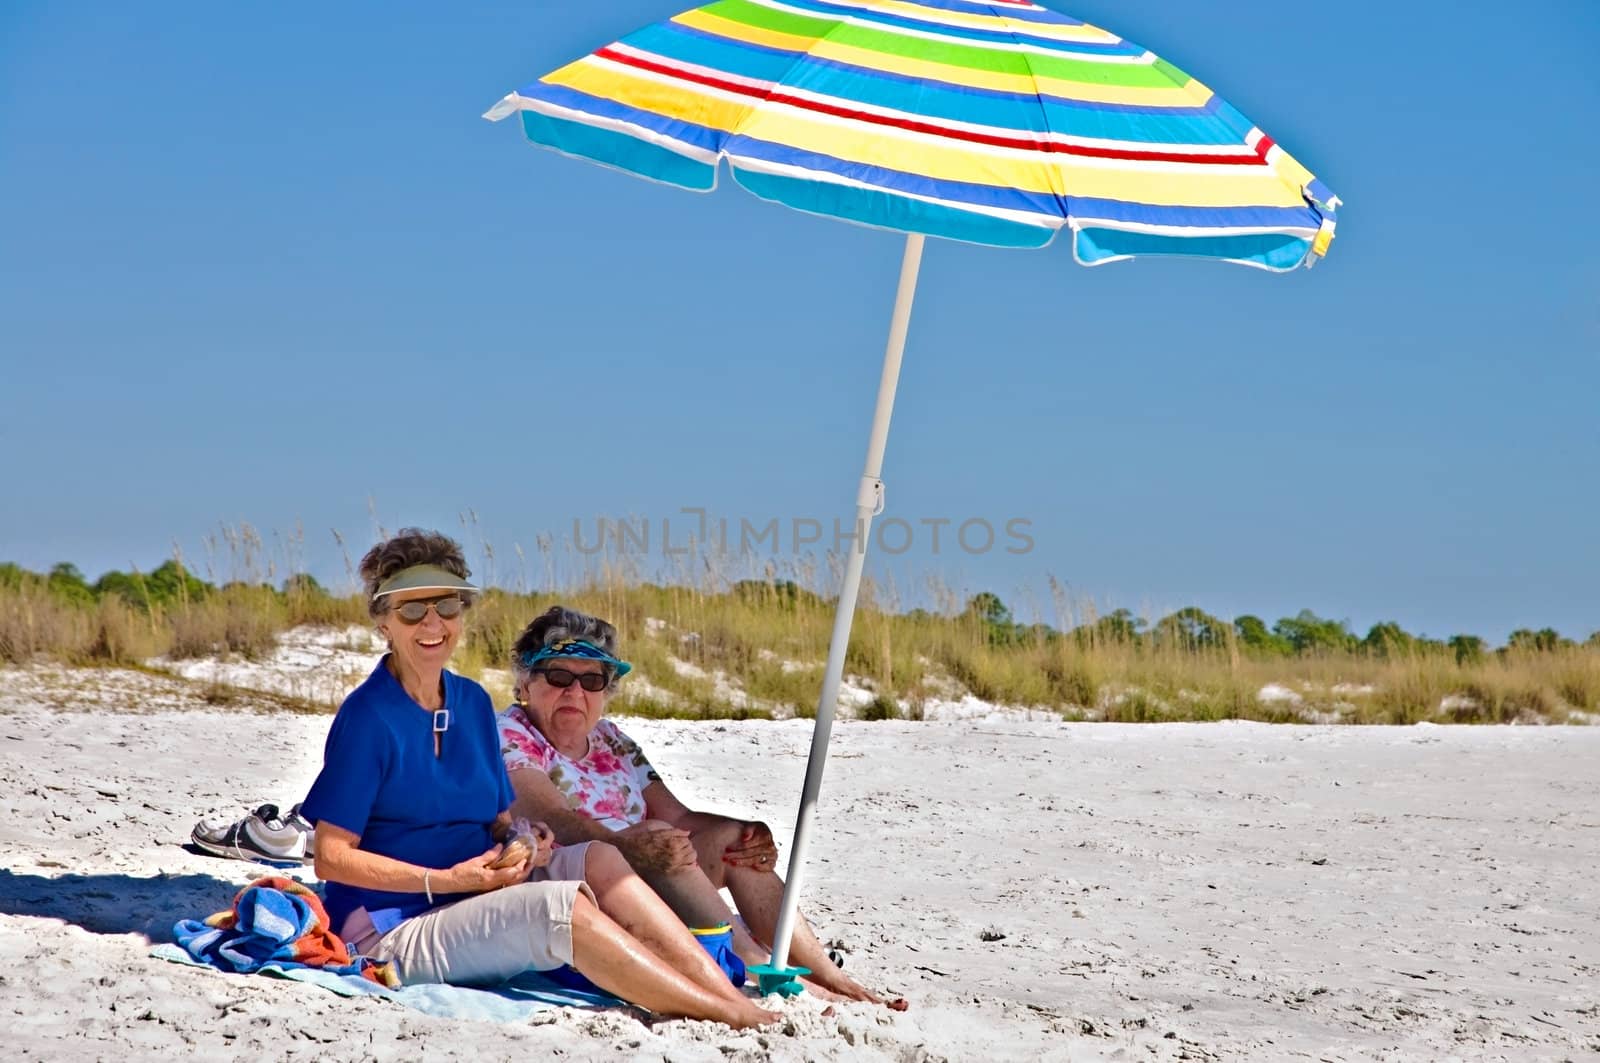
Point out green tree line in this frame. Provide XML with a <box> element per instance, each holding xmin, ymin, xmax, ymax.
<box><xmin>0</xmin><ymin>560</ymin><xmax>329</xmax><ymax>611</ymax></box>
<box><xmin>957</xmin><ymin>594</ymin><xmax>1598</xmax><ymax>662</ymax></box>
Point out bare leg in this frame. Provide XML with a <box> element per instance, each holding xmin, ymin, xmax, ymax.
<box><xmin>568</xmin><ymin>893</ymin><xmax>778</xmax><ymax>1028</ymax></box>
<box><xmin>637</xmin><ymin>867</ymin><xmax>853</xmax><ymax>1001</ymax></box>
<box><xmin>624</xmin><ymin>821</ymin><xmax>754</xmax><ymax>949</ymax></box>
<box><xmin>634</xmin><ymin>862</ymin><xmax>738</xmax><ymax>928</ymax></box>
<box><xmin>627</xmin><ymin>863</ymin><xmax>771</xmax><ymax>972</ymax></box>
<box><xmin>580</xmin><ymin>842</ymin><xmax>749</xmax><ymax>1004</ymax></box>
<box><xmin>721</xmin><ymin>864</ymin><xmax>888</xmax><ymax>1003</ymax></box>
<box><xmin>687</xmin><ymin>820</ymin><xmax>893</xmax><ymax>1006</ymax></box>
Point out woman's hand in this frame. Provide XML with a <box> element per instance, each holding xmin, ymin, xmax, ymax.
<box><xmin>616</xmin><ymin>821</ymin><xmax>699</xmax><ymax>874</ymax></box>
<box><xmin>440</xmin><ymin>845</ymin><xmax>530</xmax><ymax>893</ymax></box>
<box><xmin>529</xmin><ymin>821</ymin><xmax>556</xmax><ymax>869</ymax></box>
<box><xmin>722</xmin><ymin>820</ymin><xmax>779</xmax><ymax>871</ymax></box>
<box><xmin>497</xmin><ymin>816</ymin><xmax>555</xmax><ymax>869</ymax></box>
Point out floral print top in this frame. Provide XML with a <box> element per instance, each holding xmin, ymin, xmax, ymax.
<box><xmin>497</xmin><ymin>706</ymin><xmax>661</xmax><ymax>831</ymax></box>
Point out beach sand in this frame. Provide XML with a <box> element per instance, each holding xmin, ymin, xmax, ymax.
<box><xmin>1</xmin><ymin>655</ymin><xmax>1596</xmax><ymax>1061</ymax></box>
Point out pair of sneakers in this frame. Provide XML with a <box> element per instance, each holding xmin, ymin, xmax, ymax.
<box><xmin>191</xmin><ymin>802</ymin><xmax>316</xmax><ymax>868</ymax></box>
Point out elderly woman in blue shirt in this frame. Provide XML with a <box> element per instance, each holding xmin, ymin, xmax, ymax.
<box><xmin>300</xmin><ymin>529</ymin><xmax>775</xmax><ymax>1028</ymax></box>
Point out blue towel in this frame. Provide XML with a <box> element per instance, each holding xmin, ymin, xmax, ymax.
<box><xmin>151</xmin><ymin>944</ymin><xmax>624</xmax><ymax>1022</ymax></box>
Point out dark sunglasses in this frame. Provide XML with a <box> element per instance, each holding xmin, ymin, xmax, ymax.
<box><xmin>533</xmin><ymin>667</ymin><xmax>609</xmax><ymax>692</ymax></box>
<box><xmin>390</xmin><ymin>596</ymin><xmax>466</xmax><ymax>624</ymax></box>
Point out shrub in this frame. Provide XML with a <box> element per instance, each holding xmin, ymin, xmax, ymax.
<box><xmin>858</xmin><ymin>695</ymin><xmax>899</xmax><ymax>721</ymax></box>
<box><xmin>0</xmin><ymin>585</ymin><xmax>93</xmax><ymax>662</ymax></box>
<box><xmin>87</xmin><ymin>595</ymin><xmax>169</xmax><ymax>664</ymax></box>
<box><xmin>168</xmin><ymin>586</ymin><xmax>284</xmax><ymax>660</ymax></box>
<box><xmin>1553</xmin><ymin>655</ymin><xmax>1600</xmax><ymax>711</ymax></box>
<box><xmin>1042</xmin><ymin>654</ymin><xmax>1098</xmax><ymax>708</ymax></box>
<box><xmin>744</xmin><ymin>660</ymin><xmax>822</xmax><ymax>708</ymax></box>
<box><xmin>1449</xmin><ymin>635</ymin><xmax>1486</xmax><ymax>666</ymax></box>
<box><xmin>1457</xmin><ymin>681</ymin><xmax>1554</xmax><ymax>723</ymax></box>
<box><xmin>1102</xmin><ymin>688</ymin><xmax>1172</xmax><ymax>722</ymax></box>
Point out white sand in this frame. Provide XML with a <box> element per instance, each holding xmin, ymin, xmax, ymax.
<box><xmin>1</xmin><ymin>657</ymin><xmax>1597</xmax><ymax>1060</ymax></box>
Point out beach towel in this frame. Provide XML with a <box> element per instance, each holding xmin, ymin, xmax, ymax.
<box><xmin>150</xmin><ymin>944</ymin><xmax>625</xmax><ymax>1022</ymax></box>
<box><xmin>172</xmin><ymin>876</ymin><xmax>398</xmax><ymax>987</ymax></box>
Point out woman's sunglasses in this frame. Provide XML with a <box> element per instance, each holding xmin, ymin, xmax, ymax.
<box><xmin>390</xmin><ymin>596</ymin><xmax>467</xmax><ymax>624</ymax></box>
<box><xmin>533</xmin><ymin>667</ymin><xmax>609</xmax><ymax>692</ymax></box>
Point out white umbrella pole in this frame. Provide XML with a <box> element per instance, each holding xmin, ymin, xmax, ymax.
<box><xmin>765</xmin><ymin>232</ymin><xmax>926</xmax><ymax>980</ymax></box>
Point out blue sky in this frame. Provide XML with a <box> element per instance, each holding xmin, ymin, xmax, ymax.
<box><xmin>2</xmin><ymin>1</ymin><xmax>1596</xmax><ymax>643</ymax></box>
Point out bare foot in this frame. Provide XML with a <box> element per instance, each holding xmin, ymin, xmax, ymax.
<box><xmin>797</xmin><ymin>976</ymin><xmax>850</xmax><ymax>1002</ymax></box>
<box><xmin>724</xmin><ymin>1000</ymin><xmax>782</xmax><ymax>1029</ymax></box>
<box><xmin>811</xmin><ymin>970</ymin><xmax>879</xmax><ymax>1003</ymax></box>
<box><xmin>801</xmin><ymin>973</ymin><xmax>907</xmax><ymax>1011</ymax></box>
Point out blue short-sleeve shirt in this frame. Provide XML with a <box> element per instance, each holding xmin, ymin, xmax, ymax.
<box><xmin>301</xmin><ymin>657</ymin><xmax>514</xmax><ymax>932</ymax></box>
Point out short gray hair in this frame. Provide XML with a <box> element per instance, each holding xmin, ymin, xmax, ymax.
<box><xmin>358</xmin><ymin>529</ymin><xmax>471</xmax><ymax>619</ymax></box>
<box><xmin>511</xmin><ymin>605</ymin><xmax>624</xmax><ymax>692</ymax></box>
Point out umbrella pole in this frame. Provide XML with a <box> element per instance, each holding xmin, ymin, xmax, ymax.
<box><xmin>753</xmin><ymin>232</ymin><xmax>926</xmax><ymax>996</ymax></box>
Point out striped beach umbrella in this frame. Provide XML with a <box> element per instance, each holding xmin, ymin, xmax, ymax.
<box><xmin>486</xmin><ymin>0</ymin><xmax>1340</xmax><ymax>994</ymax></box>
<box><xmin>485</xmin><ymin>0</ymin><xmax>1339</xmax><ymax>268</ymax></box>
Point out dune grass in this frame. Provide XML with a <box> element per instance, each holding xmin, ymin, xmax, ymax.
<box><xmin>2</xmin><ymin>536</ymin><xmax>1596</xmax><ymax>724</ymax></box>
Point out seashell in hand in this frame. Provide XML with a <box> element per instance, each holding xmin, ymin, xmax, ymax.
<box><xmin>489</xmin><ymin>835</ymin><xmax>533</xmax><ymax>869</ymax></box>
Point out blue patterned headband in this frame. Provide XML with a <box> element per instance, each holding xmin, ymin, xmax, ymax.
<box><xmin>520</xmin><ymin>638</ymin><xmax>632</xmax><ymax>678</ymax></box>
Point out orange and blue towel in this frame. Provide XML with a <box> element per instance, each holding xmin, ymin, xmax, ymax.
<box><xmin>173</xmin><ymin>876</ymin><xmax>399</xmax><ymax>988</ymax></box>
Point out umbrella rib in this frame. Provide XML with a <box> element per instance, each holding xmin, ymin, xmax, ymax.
<box><xmin>723</xmin><ymin>2</ymin><xmax>876</xmax><ymax>168</ymax></box>
<box><xmin>981</xmin><ymin>2</ymin><xmax>1070</xmax><ymax>225</ymax></box>
<box><xmin>716</xmin><ymin>0</ymin><xmax>1088</xmax><ymax>241</ymax></box>
<box><xmin>725</xmin><ymin>0</ymin><xmax>1074</xmax><ymax>197</ymax></box>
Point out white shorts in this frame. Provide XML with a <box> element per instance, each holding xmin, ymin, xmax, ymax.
<box><xmin>346</xmin><ymin>842</ymin><xmax>599</xmax><ymax>986</ymax></box>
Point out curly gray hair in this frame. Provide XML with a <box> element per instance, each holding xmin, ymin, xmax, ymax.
<box><xmin>510</xmin><ymin>605</ymin><xmax>624</xmax><ymax>693</ymax></box>
<box><xmin>357</xmin><ymin>529</ymin><xmax>471</xmax><ymax>619</ymax></box>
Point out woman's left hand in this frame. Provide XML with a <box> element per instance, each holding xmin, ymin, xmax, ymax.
<box><xmin>723</xmin><ymin>820</ymin><xmax>779</xmax><ymax>870</ymax></box>
<box><xmin>529</xmin><ymin>821</ymin><xmax>556</xmax><ymax>869</ymax></box>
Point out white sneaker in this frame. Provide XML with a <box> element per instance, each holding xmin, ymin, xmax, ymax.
<box><xmin>192</xmin><ymin>802</ymin><xmax>316</xmax><ymax>866</ymax></box>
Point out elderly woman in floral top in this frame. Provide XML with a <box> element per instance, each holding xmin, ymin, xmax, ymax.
<box><xmin>499</xmin><ymin>606</ymin><xmax>893</xmax><ymax>1005</ymax></box>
